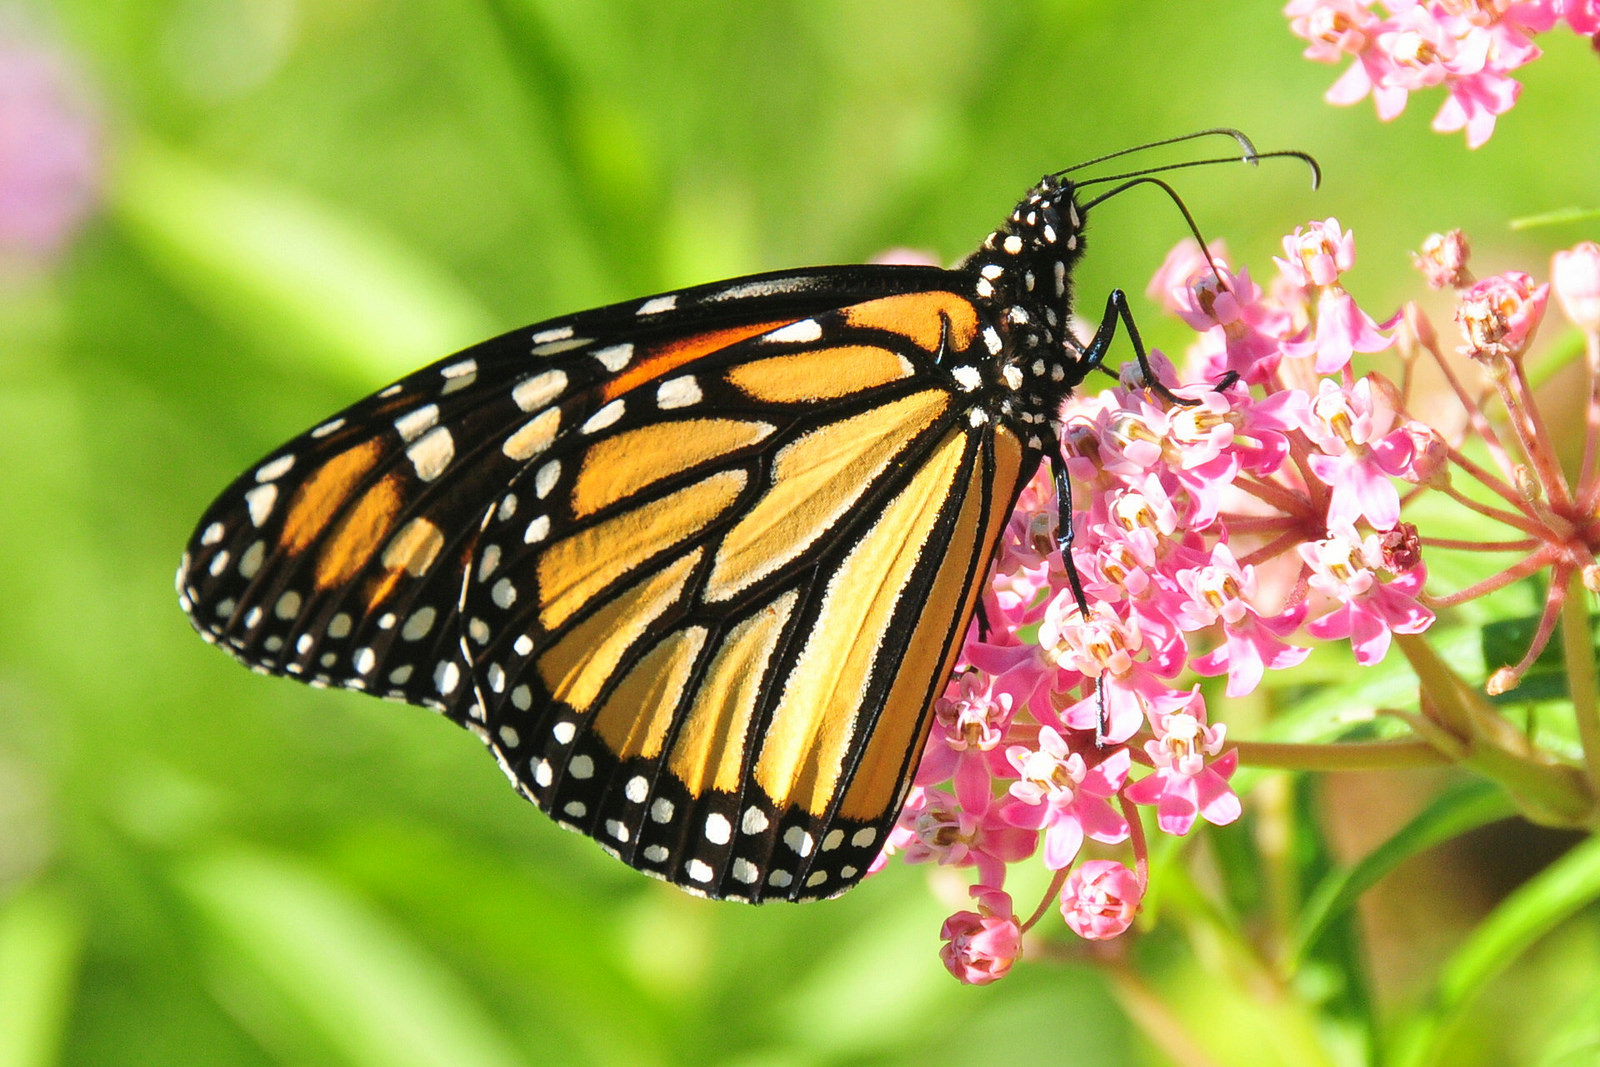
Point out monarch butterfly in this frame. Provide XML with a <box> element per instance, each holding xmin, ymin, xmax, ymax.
<box><xmin>177</xmin><ymin>130</ymin><xmax>1314</xmax><ymax>902</ymax></box>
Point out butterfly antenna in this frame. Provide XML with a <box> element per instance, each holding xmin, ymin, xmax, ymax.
<box><xmin>1057</xmin><ymin>128</ymin><xmax>1260</xmax><ymax>175</ymax></box>
<box><xmin>1076</xmin><ymin>149</ymin><xmax>1321</xmax><ymax>297</ymax></box>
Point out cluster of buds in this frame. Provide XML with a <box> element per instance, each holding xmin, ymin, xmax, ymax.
<box><xmin>1285</xmin><ymin>0</ymin><xmax>1600</xmax><ymax>148</ymax></box>
<box><xmin>891</xmin><ymin>218</ymin><xmax>1600</xmax><ymax>984</ymax></box>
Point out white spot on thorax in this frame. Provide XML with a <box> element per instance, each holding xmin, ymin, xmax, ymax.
<box><xmin>951</xmin><ymin>365</ymin><xmax>981</xmax><ymax>391</ymax></box>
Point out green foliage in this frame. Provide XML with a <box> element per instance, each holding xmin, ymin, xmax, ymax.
<box><xmin>4</xmin><ymin>2</ymin><xmax>1600</xmax><ymax>1064</ymax></box>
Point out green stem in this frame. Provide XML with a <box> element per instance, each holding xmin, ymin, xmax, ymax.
<box><xmin>1562</xmin><ymin>572</ymin><xmax>1600</xmax><ymax>789</ymax></box>
<box><xmin>1235</xmin><ymin>738</ymin><xmax>1449</xmax><ymax>771</ymax></box>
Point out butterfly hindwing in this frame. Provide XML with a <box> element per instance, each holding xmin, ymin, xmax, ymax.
<box><xmin>456</xmin><ymin>287</ymin><xmax>1031</xmax><ymax>900</ymax></box>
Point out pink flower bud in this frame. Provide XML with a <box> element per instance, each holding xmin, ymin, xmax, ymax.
<box><xmin>1060</xmin><ymin>860</ymin><xmax>1143</xmax><ymax>940</ymax></box>
<box><xmin>1551</xmin><ymin>241</ymin><xmax>1600</xmax><ymax>333</ymax></box>
<box><xmin>939</xmin><ymin>887</ymin><xmax>1022</xmax><ymax>985</ymax></box>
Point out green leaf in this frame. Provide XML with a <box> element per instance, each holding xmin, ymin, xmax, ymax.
<box><xmin>1394</xmin><ymin>833</ymin><xmax>1600</xmax><ymax>1067</ymax></box>
<box><xmin>107</xmin><ymin>136</ymin><xmax>496</xmax><ymax>384</ymax></box>
<box><xmin>172</xmin><ymin>846</ymin><xmax>524</xmax><ymax>1067</ymax></box>
<box><xmin>0</xmin><ymin>885</ymin><xmax>86</xmax><ymax>1067</ymax></box>
<box><xmin>1290</xmin><ymin>778</ymin><xmax>1515</xmax><ymax>968</ymax></box>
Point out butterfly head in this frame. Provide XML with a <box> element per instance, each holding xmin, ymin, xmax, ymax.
<box><xmin>961</xmin><ymin>174</ymin><xmax>1093</xmax><ymax>431</ymax></box>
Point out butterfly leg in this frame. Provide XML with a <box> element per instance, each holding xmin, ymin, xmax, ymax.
<box><xmin>1077</xmin><ymin>289</ymin><xmax>1189</xmax><ymax>404</ymax></box>
<box><xmin>1046</xmin><ymin>439</ymin><xmax>1111</xmax><ymax>742</ymax></box>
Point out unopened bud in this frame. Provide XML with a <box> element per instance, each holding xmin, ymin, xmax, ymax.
<box><xmin>1584</xmin><ymin>563</ymin><xmax>1600</xmax><ymax>594</ymax></box>
<box><xmin>1486</xmin><ymin>666</ymin><xmax>1521</xmax><ymax>696</ymax></box>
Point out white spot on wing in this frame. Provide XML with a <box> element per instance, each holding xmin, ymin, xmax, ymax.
<box><xmin>393</xmin><ymin>404</ymin><xmax>439</xmax><ymax>443</ymax></box>
<box><xmin>534</xmin><ymin>461</ymin><xmax>561</xmax><ymax>499</ymax></box>
<box><xmin>407</xmin><ymin>427</ymin><xmax>454</xmax><ymax>481</ymax></box>
<box><xmin>581</xmin><ymin>399</ymin><xmax>625</xmax><ymax>434</ymax></box>
<box><xmin>657</xmin><ymin>376</ymin><xmax>701</xmax><ymax>409</ymax></box>
<box><xmin>503</xmin><ymin>408</ymin><xmax>560</xmax><ymax>461</ymax></box>
<box><xmin>244</xmin><ymin>484</ymin><xmax>278</xmax><ymax>526</ymax></box>
<box><xmin>741</xmin><ymin>807</ymin><xmax>769</xmax><ymax>834</ymax></box>
<box><xmin>592</xmin><ymin>343</ymin><xmax>633</xmax><ymax>371</ymax></box>
<box><xmin>765</xmin><ymin>319</ymin><xmax>822</xmax><ymax>344</ymax></box>
<box><xmin>686</xmin><ymin>859</ymin><xmax>714</xmax><ymax>883</ymax></box>
<box><xmin>637</xmin><ymin>295</ymin><xmax>677</xmax><ymax>315</ymax></box>
<box><xmin>569</xmin><ymin>754</ymin><xmax>594</xmax><ymax>779</ymax></box>
<box><xmin>951</xmin><ymin>365</ymin><xmax>981</xmax><ymax>392</ymax></box>
<box><xmin>705</xmin><ymin>813</ymin><xmax>731</xmax><ymax>845</ymax></box>
<box><xmin>524</xmin><ymin>515</ymin><xmax>550</xmax><ymax>543</ymax></box>
<box><xmin>732</xmin><ymin>859</ymin><xmax>758</xmax><ymax>884</ymax></box>
<box><xmin>513</xmin><ymin>369</ymin><xmax>567</xmax><ymax>412</ymax></box>
<box><xmin>532</xmin><ymin>325</ymin><xmax>573</xmax><ymax>344</ymax></box>
<box><xmin>256</xmin><ymin>455</ymin><xmax>294</xmax><ymax>482</ymax></box>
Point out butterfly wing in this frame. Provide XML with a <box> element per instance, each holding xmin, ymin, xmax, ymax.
<box><xmin>178</xmin><ymin>265</ymin><xmax>1031</xmax><ymax>901</ymax></box>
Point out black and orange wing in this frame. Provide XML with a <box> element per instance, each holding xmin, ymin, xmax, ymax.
<box><xmin>178</xmin><ymin>265</ymin><xmax>1031</xmax><ymax>901</ymax></box>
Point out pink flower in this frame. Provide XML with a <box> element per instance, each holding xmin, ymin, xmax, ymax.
<box><xmin>1551</xmin><ymin>241</ymin><xmax>1600</xmax><ymax>332</ymax></box>
<box><xmin>1456</xmin><ymin>270</ymin><xmax>1549</xmax><ymax>364</ymax></box>
<box><xmin>0</xmin><ymin>22</ymin><xmax>102</xmax><ymax>272</ymax></box>
<box><xmin>1301</xmin><ymin>528</ymin><xmax>1435</xmax><ymax>664</ymax></box>
<box><xmin>917</xmin><ymin>671</ymin><xmax>1014</xmax><ymax>810</ymax></box>
<box><xmin>1059</xmin><ymin>860</ymin><xmax>1144</xmax><ymax>940</ymax></box>
<box><xmin>1276</xmin><ymin>217</ymin><xmax>1359</xmax><ymax>288</ymax></box>
<box><xmin>1303</xmin><ymin>376</ymin><xmax>1418</xmax><ymax>529</ymax></box>
<box><xmin>1174</xmin><ymin>545</ymin><xmax>1311</xmax><ymax>696</ymax></box>
<box><xmin>1001</xmin><ymin>728</ymin><xmax>1129</xmax><ymax>869</ymax></box>
<box><xmin>1124</xmin><ymin>689</ymin><xmax>1242</xmax><ymax>835</ymax></box>
<box><xmin>886</xmin><ymin>787</ymin><xmax>1036</xmax><ymax>888</ymax></box>
<box><xmin>939</xmin><ymin>887</ymin><xmax>1022</xmax><ymax>985</ymax></box>
<box><xmin>1560</xmin><ymin>0</ymin><xmax>1600</xmax><ymax>34</ymax></box>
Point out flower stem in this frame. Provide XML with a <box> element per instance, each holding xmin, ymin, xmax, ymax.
<box><xmin>1234</xmin><ymin>738</ymin><xmax>1449</xmax><ymax>771</ymax></box>
<box><xmin>1561</xmin><ymin>571</ymin><xmax>1600</xmax><ymax>788</ymax></box>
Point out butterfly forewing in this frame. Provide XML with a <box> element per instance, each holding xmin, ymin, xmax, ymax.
<box><xmin>179</xmin><ymin>267</ymin><xmax>1030</xmax><ymax>900</ymax></box>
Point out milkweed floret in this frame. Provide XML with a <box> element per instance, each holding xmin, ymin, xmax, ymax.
<box><xmin>1285</xmin><ymin>1</ymin><xmax>1594</xmax><ymax>147</ymax></box>
<box><xmin>892</xmin><ymin>217</ymin><xmax>1600</xmax><ymax>984</ymax></box>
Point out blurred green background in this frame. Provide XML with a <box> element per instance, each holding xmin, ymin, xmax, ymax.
<box><xmin>4</xmin><ymin>2</ymin><xmax>1600</xmax><ymax>1065</ymax></box>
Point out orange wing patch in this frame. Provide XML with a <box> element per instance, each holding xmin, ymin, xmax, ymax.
<box><xmin>312</xmin><ymin>475</ymin><xmax>403</xmax><ymax>590</ymax></box>
<box><xmin>279</xmin><ymin>439</ymin><xmax>385</xmax><ymax>555</ymax></box>
<box><xmin>841</xmin><ymin>292</ymin><xmax>980</xmax><ymax>354</ymax></box>
<box><xmin>726</xmin><ymin>345</ymin><xmax>914</xmax><ymax>403</ymax></box>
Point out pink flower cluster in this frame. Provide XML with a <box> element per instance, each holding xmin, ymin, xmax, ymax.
<box><xmin>891</xmin><ymin>219</ymin><xmax>1441</xmax><ymax>984</ymax></box>
<box><xmin>1285</xmin><ymin>0</ymin><xmax>1599</xmax><ymax>147</ymax></box>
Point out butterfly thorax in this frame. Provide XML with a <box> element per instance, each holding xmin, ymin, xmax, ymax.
<box><xmin>958</xmin><ymin>174</ymin><xmax>1091</xmax><ymax>448</ymax></box>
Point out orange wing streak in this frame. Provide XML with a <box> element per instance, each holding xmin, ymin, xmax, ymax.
<box><xmin>840</xmin><ymin>292</ymin><xmax>980</xmax><ymax>353</ymax></box>
<box><xmin>279</xmin><ymin>439</ymin><xmax>385</xmax><ymax>555</ymax></box>
<box><xmin>600</xmin><ymin>319</ymin><xmax>795</xmax><ymax>402</ymax></box>
<box><xmin>837</xmin><ymin>428</ymin><xmax>1023</xmax><ymax>820</ymax></box>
